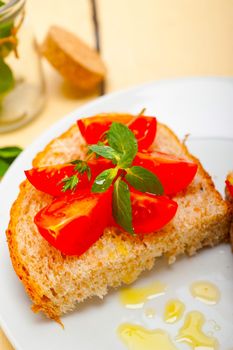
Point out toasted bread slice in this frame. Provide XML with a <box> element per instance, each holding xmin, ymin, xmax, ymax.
<box><xmin>6</xmin><ymin>119</ymin><xmax>231</xmax><ymax>320</ymax></box>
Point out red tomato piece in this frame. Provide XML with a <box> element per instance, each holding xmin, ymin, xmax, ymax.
<box><xmin>128</xmin><ymin>116</ymin><xmax>157</xmax><ymax>151</ymax></box>
<box><xmin>226</xmin><ymin>174</ymin><xmax>233</xmax><ymax>197</ymax></box>
<box><xmin>131</xmin><ymin>189</ymin><xmax>178</xmax><ymax>234</ymax></box>
<box><xmin>77</xmin><ymin>114</ymin><xmax>157</xmax><ymax>151</ymax></box>
<box><xmin>25</xmin><ymin>158</ymin><xmax>112</xmax><ymax>197</ymax></box>
<box><xmin>25</xmin><ymin>164</ymin><xmax>76</xmax><ymax>197</ymax></box>
<box><xmin>133</xmin><ymin>151</ymin><xmax>198</xmax><ymax>195</ymax></box>
<box><xmin>34</xmin><ymin>189</ymin><xmax>112</xmax><ymax>256</ymax></box>
<box><xmin>77</xmin><ymin>114</ymin><xmax>132</xmax><ymax>144</ymax></box>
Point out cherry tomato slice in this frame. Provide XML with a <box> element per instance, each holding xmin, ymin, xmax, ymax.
<box><xmin>133</xmin><ymin>151</ymin><xmax>198</xmax><ymax>195</ymax></box>
<box><xmin>131</xmin><ymin>189</ymin><xmax>178</xmax><ymax>234</ymax></box>
<box><xmin>77</xmin><ymin>114</ymin><xmax>132</xmax><ymax>144</ymax></box>
<box><xmin>34</xmin><ymin>189</ymin><xmax>112</xmax><ymax>256</ymax></box>
<box><xmin>77</xmin><ymin>114</ymin><xmax>157</xmax><ymax>151</ymax></box>
<box><xmin>128</xmin><ymin>116</ymin><xmax>157</xmax><ymax>151</ymax></box>
<box><xmin>226</xmin><ymin>173</ymin><xmax>233</xmax><ymax>197</ymax></box>
<box><xmin>25</xmin><ymin>158</ymin><xmax>112</xmax><ymax>197</ymax></box>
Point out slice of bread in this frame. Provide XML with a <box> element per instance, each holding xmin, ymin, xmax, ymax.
<box><xmin>6</xmin><ymin>119</ymin><xmax>231</xmax><ymax>321</ymax></box>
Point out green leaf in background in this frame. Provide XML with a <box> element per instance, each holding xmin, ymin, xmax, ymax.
<box><xmin>0</xmin><ymin>146</ymin><xmax>22</xmax><ymax>178</ymax></box>
<box><xmin>0</xmin><ymin>20</ymin><xmax>12</xmax><ymax>38</ymax></box>
<box><xmin>88</xmin><ymin>144</ymin><xmax>120</xmax><ymax>163</ymax></box>
<box><xmin>0</xmin><ymin>58</ymin><xmax>14</xmax><ymax>94</ymax></box>
<box><xmin>92</xmin><ymin>167</ymin><xmax>118</xmax><ymax>193</ymax></box>
<box><xmin>0</xmin><ymin>14</ymin><xmax>14</xmax><ymax>58</ymax></box>
<box><xmin>0</xmin><ymin>146</ymin><xmax>22</xmax><ymax>159</ymax></box>
<box><xmin>112</xmin><ymin>178</ymin><xmax>134</xmax><ymax>234</ymax></box>
<box><xmin>0</xmin><ymin>158</ymin><xmax>9</xmax><ymax>177</ymax></box>
<box><xmin>125</xmin><ymin>166</ymin><xmax>164</xmax><ymax>195</ymax></box>
<box><xmin>107</xmin><ymin>122</ymin><xmax>138</xmax><ymax>168</ymax></box>
<box><xmin>0</xmin><ymin>1</ymin><xmax>16</xmax><ymax>95</ymax></box>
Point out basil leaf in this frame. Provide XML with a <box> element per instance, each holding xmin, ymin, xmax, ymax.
<box><xmin>0</xmin><ymin>58</ymin><xmax>14</xmax><ymax>94</ymax></box>
<box><xmin>88</xmin><ymin>144</ymin><xmax>120</xmax><ymax>163</ymax></box>
<box><xmin>92</xmin><ymin>168</ymin><xmax>118</xmax><ymax>193</ymax></box>
<box><xmin>0</xmin><ymin>158</ymin><xmax>9</xmax><ymax>177</ymax></box>
<box><xmin>107</xmin><ymin>122</ymin><xmax>138</xmax><ymax>168</ymax></box>
<box><xmin>0</xmin><ymin>146</ymin><xmax>22</xmax><ymax>159</ymax></box>
<box><xmin>125</xmin><ymin>166</ymin><xmax>164</xmax><ymax>195</ymax></box>
<box><xmin>113</xmin><ymin>178</ymin><xmax>134</xmax><ymax>234</ymax></box>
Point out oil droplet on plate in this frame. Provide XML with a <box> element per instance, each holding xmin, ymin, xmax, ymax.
<box><xmin>176</xmin><ymin>311</ymin><xmax>218</xmax><ymax>349</ymax></box>
<box><xmin>164</xmin><ymin>299</ymin><xmax>185</xmax><ymax>323</ymax></box>
<box><xmin>118</xmin><ymin>323</ymin><xmax>178</xmax><ymax>350</ymax></box>
<box><xmin>207</xmin><ymin>331</ymin><xmax>214</xmax><ymax>337</ymax></box>
<box><xmin>120</xmin><ymin>281</ymin><xmax>167</xmax><ymax>308</ymax></box>
<box><xmin>190</xmin><ymin>281</ymin><xmax>220</xmax><ymax>304</ymax></box>
<box><xmin>207</xmin><ymin>319</ymin><xmax>221</xmax><ymax>332</ymax></box>
<box><xmin>144</xmin><ymin>307</ymin><xmax>156</xmax><ymax>318</ymax></box>
<box><xmin>214</xmin><ymin>324</ymin><xmax>221</xmax><ymax>332</ymax></box>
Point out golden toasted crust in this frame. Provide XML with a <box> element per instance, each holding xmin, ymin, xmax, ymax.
<box><xmin>6</xmin><ymin>182</ymin><xmax>61</xmax><ymax>320</ymax></box>
<box><xmin>6</xmin><ymin>117</ymin><xmax>231</xmax><ymax>320</ymax></box>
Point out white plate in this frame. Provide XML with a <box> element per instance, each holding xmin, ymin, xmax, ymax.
<box><xmin>0</xmin><ymin>77</ymin><xmax>233</xmax><ymax>350</ymax></box>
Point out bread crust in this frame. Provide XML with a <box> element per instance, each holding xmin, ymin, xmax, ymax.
<box><xmin>7</xmin><ymin>181</ymin><xmax>62</xmax><ymax>321</ymax></box>
<box><xmin>6</xmin><ymin>119</ymin><xmax>232</xmax><ymax>320</ymax></box>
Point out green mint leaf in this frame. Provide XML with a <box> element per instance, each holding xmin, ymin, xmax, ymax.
<box><xmin>91</xmin><ymin>167</ymin><xmax>118</xmax><ymax>193</ymax></box>
<box><xmin>71</xmin><ymin>159</ymin><xmax>92</xmax><ymax>180</ymax></box>
<box><xmin>0</xmin><ymin>146</ymin><xmax>22</xmax><ymax>160</ymax></box>
<box><xmin>61</xmin><ymin>175</ymin><xmax>79</xmax><ymax>192</ymax></box>
<box><xmin>88</xmin><ymin>144</ymin><xmax>120</xmax><ymax>163</ymax></box>
<box><xmin>0</xmin><ymin>1</ymin><xmax>5</xmax><ymax>7</ymax></box>
<box><xmin>107</xmin><ymin>122</ymin><xmax>138</xmax><ymax>168</ymax></box>
<box><xmin>91</xmin><ymin>141</ymin><xmax>105</xmax><ymax>159</ymax></box>
<box><xmin>0</xmin><ymin>58</ymin><xmax>14</xmax><ymax>94</ymax></box>
<box><xmin>97</xmin><ymin>140</ymin><xmax>105</xmax><ymax>146</ymax></box>
<box><xmin>0</xmin><ymin>158</ymin><xmax>9</xmax><ymax>177</ymax></box>
<box><xmin>113</xmin><ymin>178</ymin><xmax>134</xmax><ymax>234</ymax></box>
<box><xmin>125</xmin><ymin>166</ymin><xmax>164</xmax><ymax>195</ymax></box>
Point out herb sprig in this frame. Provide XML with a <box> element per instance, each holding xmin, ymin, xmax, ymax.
<box><xmin>62</xmin><ymin>121</ymin><xmax>163</xmax><ymax>234</ymax></box>
<box><xmin>90</xmin><ymin>122</ymin><xmax>163</xmax><ymax>233</ymax></box>
<box><xmin>60</xmin><ymin>160</ymin><xmax>91</xmax><ymax>192</ymax></box>
<box><xmin>61</xmin><ymin>174</ymin><xmax>79</xmax><ymax>192</ymax></box>
<box><xmin>71</xmin><ymin>160</ymin><xmax>91</xmax><ymax>180</ymax></box>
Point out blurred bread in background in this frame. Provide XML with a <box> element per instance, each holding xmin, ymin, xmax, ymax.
<box><xmin>41</xmin><ymin>25</ymin><xmax>106</xmax><ymax>90</ymax></box>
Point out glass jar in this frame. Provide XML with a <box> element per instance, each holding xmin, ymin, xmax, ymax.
<box><xmin>0</xmin><ymin>0</ymin><xmax>45</xmax><ymax>133</ymax></box>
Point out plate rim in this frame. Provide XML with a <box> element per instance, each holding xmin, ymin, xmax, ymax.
<box><xmin>1</xmin><ymin>76</ymin><xmax>233</xmax><ymax>350</ymax></box>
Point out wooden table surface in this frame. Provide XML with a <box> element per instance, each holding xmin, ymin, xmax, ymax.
<box><xmin>1</xmin><ymin>0</ymin><xmax>233</xmax><ymax>348</ymax></box>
